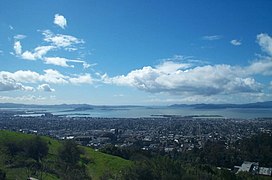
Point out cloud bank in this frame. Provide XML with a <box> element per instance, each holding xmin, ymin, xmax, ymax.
<box><xmin>0</xmin><ymin>69</ymin><xmax>93</xmax><ymax>92</ymax></box>
<box><xmin>102</xmin><ymin>34</ymin><xmax>272</xmax><ymax>97</ymax></box>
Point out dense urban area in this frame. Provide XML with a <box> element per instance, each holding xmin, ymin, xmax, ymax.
<box><xmin>0</xmin><ymin>109</ymin><xmax>272</xmax><ymax>179</ymax></box>
<box><xmin>0</xmin><ymin>110</ymin><xmax>271</xmax><ymax>151</ymax></box>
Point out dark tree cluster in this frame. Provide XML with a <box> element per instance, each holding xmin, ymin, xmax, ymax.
<box><xmin>0</xmin><ymin>135</ymin><xmax>91</xmax><ymax>179</ymax></box>
<box><xmin>57</xmin><ymin>140</ymin><xmax>90</xmax><ymax>180</ymax></box>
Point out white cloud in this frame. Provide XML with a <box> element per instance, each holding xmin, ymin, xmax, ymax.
<box><xmin>38</xmin><ymin>84</ymin><xmax>55</xmax><ymax>92</ymax></box>
<box><xmin>0</xmin><ymin>75</ymin><xmax>34</xmax><ymax>92</ymax></box>
<box><xmin>103</xmin><ymin>60</ymin><xmax>263</xmax><ymax>96</ymax></box>
<box><xmin>0</xmin><ymin>69</ymin><xmax>66</xmax><ymax>85</ymax></box>
<box><xmin>13</xmin><ymin>38</ymin><xmax>89</xmax><ymax>68</ymax></box>
<box><xmin>14</xmin><ymin>34</ymin><xmax>26</xmax><ymax>40</ymax></box>
<box><xmin>230</xmin><ymin>39</ymin><xmax>242</xmax><ymax>46</ymax></box>
<box><xmin>247</xmin><ymin>57</ymin><xmax>272</xmax><ymax>75</ymax></box>
<box><xmin>43</xmin><ymin>57</ymin><xmax>91</xmax><ymax>68</ymax></box>
<box><xmin>21</xmin><ymin>45</ymin><xmax>55</xmax><ymax>60</ymax></box>
<box><xmin>9</xmin><ymin>25</ymin><xmax>14</xmax><ymax>30</ymax></box>
<box><xmin>202</xmin><ymin>35</ymin><xmax>222</xmax><ymax>41</ymax></box>
<box><xmin>67</xmin><ymin>59</ymin><xmax>91</xmax><ymax>69</ymax></box>
<box><xmin>102</xmin><ymin>34</ymin><xmax>272</xmax><ymax>97</ymax></box>
<box><xmin>14</xmin><ymin>41</ymin><xmax>22</xmax><ymax>55</ymax></box>
<box><xmin>156</xmin><ymin>61</ymin><xmax>191</xmax><ymax>73</ymax></box>
<box><xmin>83</xmin><ymin>62</ymin><xmax>91</xmax><ymax>69</ymax></box>
<box><xmin>0</xmin><ymin>69</ymin><xmax>93</xmax><ymax>89</ymax></box>
<box><xmin>14</xmin><ymin>40</ymin><xmax>55</xmax><ymax>60</ymax></box>
<box><xmin>12</xmin><ymin>29</ymin><xmax>87</xmax><ymax>69</ymax></box>
<box><xmin>42</xmin><ymin>30</ymin><xmax>84</xmax><ymax>48</ymax></box>
<box><xmin>43</xmin><ymin>57</ymin><xmax>71</xmax><ymax>67</ymax></box>
<box><xmin>1</xmin><ymin>70</ymin><xmax>41</xmax><ymax>83</ymax></box>
<box><xmin>257</xmin><ymin>33</ymin><xmax>272</xmax><ymax>56</ymax></box>
<box><xmin>54</xmin><ymin>14</ymin><xmax>67</xmax><ymax>29</ymax></box>
<box><xmin>41</xmin><ymin>69</ymin><xmax>69</xmax><ymax>84</ymax></box>
<box><xmin>69</xmin><ymin>74</ymin><xmax>93</xmax><ymax>84</ymax></box>
<box><xmin>21</xmin><ymin>51</ymin><xmax>36</xmax><ymax>60</ymax></box>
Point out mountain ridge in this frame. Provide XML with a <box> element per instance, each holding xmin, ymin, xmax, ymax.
<box><xmin>170</xmin><ymin>101</ymin><xmax>272</xmax><ymax>109</ymax></box>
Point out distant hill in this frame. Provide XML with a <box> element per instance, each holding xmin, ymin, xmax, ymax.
<box><xmin>0</xmin><ymin>103</ymin><xmax>93</xmax><ymax>109</ymax></box>
<box><xmin>169</xmin><ymin>101</ymin><xmax>272</xmax><ymax>109</ymax></box>
<box><xmin>1</xmin><ymin>101</ymin><xmax>272</xmax><ymax>110</ymax></box>
<box><xmin>0</xmin><ymin>103</ymin><xmax>142</xmax><ymax>109</ymax></box>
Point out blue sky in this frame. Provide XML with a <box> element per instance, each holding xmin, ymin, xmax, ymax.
<box><xmin>0</xmin><ymin>0</ymin><xmax>272</xmax><ymax>105</ymax></box>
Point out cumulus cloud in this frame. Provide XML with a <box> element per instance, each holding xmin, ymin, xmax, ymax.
<box><xmin>245</xmin><ymin>33</ymin><xmax>272</xmax><ymax>75</ymax></box>
<box><xmin>69</xmin><ymin>74</ymin><xmax>93</xmax><ymax>84</ymax></box>
<box><xmin>14</xmin><ymin>41</ymin><xmax>55</xmax><ymax>61</ymax></box>
<box><xmin>37</xmin><ymin>84</ymin><xmax>55</xmax><ymax>92</ymax></box>
<box><xmin>54</xmin><ymin>14</ymin><xmax>67</xmax><ymax>29</ymax></box>
<box><xmin>101</xmin><ymin>34</ymin><xmax>272</xmax><ymax>97</ymax></box>
<box><xmin>41</xmin><ymin>69</ymin><xmax>69</xmax><ymax>84</ymax></box>
<box><xmin>0</xmin><ymin>75</ymin><xmax>34</xmax><ymax>92</ymax></box>
<box><xmin>230</xmin><ymin>39</ymin><xmax>242</xmax><ymax>46</ymax></box>
<box><xmin>257</xmin><ymin>33</ymin><xmax>272</xmax><ymax>56</ymax></box>
<box><xmin>0</xmin><ymin>69</ymin><xmax>93</xmax><ymax>87</ymax></box>
<box><xmin>247</xmin><ymin>57</ymin><xmax>272</xmax><ymax>76</ymax></box>
<box><xmin>102</xmin><ymin>60</ymin><xmax>264</xmax><ymax>96</ymax></box>
<box><xmin>13</xmin><ymin>30</ymin><xmax>90</xmax><ymax>68</ymax></box>
<box><xmin>43</xmin><ymin>57</ymin><xmax>72</xmax><ymax>67</ymax></box>
<box><xmin>12</xmin><ymin>14</ymin><xmax>88</xmax><ymax>69</ymax></box>
<box><xmin>42</xmin><ymin>30</ymin><xmax>84</xmax><ymax>49</ymax></box>
<box><xmin>22</xmin><ymin>46</ymin><xmax>55</xmax><ymax>60</ymax></box>
<box><xmin>202</xmin><ymin>35</ymin><xmax>222</xmax><ymax>41</ymax></box>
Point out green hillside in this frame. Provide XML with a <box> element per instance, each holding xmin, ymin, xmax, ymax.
<box><xmin>0</xmin><ymin>130</ymin><xmax>131</xmax><ymax>180</ymax></box>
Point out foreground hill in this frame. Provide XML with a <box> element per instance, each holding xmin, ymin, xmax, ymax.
<box><xmin>0</xmin><ymin>130</ymin><xmax>131</xmax><ymax>180</ymax></box>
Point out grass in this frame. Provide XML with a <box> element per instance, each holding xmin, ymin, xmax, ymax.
<box><xmin>84</xmin><ymin>147</ymin><xmax>131</xmax><ymax>179</ymax></box>
<box><xmin>0</xmin><ymin>130</ymin><xmax>131</xmax><ymax>179</ymax></box>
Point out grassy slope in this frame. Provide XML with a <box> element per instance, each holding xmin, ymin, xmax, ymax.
<box><xmin>0</xmin><ymin>130</ymin><xmax>131</xmax><ymax>180</ymax></box>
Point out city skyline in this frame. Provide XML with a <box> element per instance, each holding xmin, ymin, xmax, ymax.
<box><xmin>0</xmin><ymin>1</ymin><xmax>272</xmax><ymax>105</ymax></box>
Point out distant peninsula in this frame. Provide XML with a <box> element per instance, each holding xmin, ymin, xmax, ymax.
<box><xmin>169</xmin><ymin>101</ymin><xmax>272</xmax><ymax>109</ymax></box>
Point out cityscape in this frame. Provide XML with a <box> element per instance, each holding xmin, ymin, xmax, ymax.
<box><xmin>1</xmin><ymin>0</ymin><xmax>272</xmax><ymax>179</ymax></box>
<box><xmin>1</xmin><ymin>110</ymin><xmax>271</xmax><ymax>152</ymax></box>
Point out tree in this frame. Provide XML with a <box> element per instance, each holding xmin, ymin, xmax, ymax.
<box><xmin>58</xmin><ymin>140</ymin><xmax>90</xmax><ymax>179</ymax></box>
<box><xmin>25</xmin><ymin>136</ymin><xmax>49</xmax><ymax>163</ymax></box>
<box><xmin>0</xmin><ymin>169</ymin><xmax>6</xmax><ymax>180</ymax></box>
<box><xmin>58</xmin><ymin>140</ymin><xmax>80</xmax><ymax>166</ymax></box>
